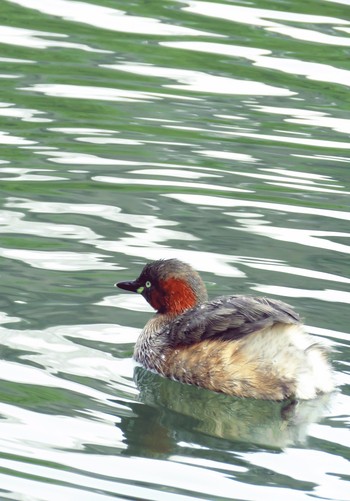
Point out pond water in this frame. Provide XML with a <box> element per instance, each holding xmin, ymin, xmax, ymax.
<box><xmin>0</xmin><ymin>0</ymin><xmax>350</xmax><ymax>499</ymax></box>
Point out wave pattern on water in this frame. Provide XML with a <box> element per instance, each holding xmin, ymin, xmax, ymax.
<box><xmin>0</xmin><ymin>0</ymin><xmax>350</xmax><ymax>499</ymax></box>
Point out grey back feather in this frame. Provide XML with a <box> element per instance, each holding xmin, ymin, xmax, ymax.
<box><xmin>162</xmin><ymin>295</ymin><xmax>302</xmax><ymax>346</ymax></box>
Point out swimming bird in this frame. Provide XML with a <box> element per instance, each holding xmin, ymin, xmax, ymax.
<box><xmin>116</xmin><ymin>259</ymin><xmax>334</xmax><ymax>400</ymax></box>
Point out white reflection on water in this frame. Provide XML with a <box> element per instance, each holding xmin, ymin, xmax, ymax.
<box><xmin>35</xmin><ymin>149</ymin><xmax>240</xmax><ymax>176</ymax></box>
<box><xmin>104</xmin><ymin>62</ymin><xmax>295</xmax><ymax>97</ymax></box>
<box><xmin>252</xmin><ymin>285</ymin><xmax>350</xmax><ymax>305</ymax></box>
<box><xmin>231</xmin><ymin>221</ymin><xmax>350</xmax><ymax>254</ymax></box>
<box><xmin>7</xmin><ymin>0</ymin><xmax>220</xmax><ymax>37</ymax></box>
<box><xmin>161</xmin><ymin>42</ymin><xmax>271</xmax><ymax>59</ymax></box>
<box><xmin>0</xmin><ymin>74</ymin><xmax>21</xmax><ymax>79</ymax></box>
<box><xmin>6</xmin><ymin>197</ymin><xmax>178</xmax><ymax>229</ymax></box>
<box><xmin>0</xmin><ymin>102</ymin><xmax>52</xmax><ymax>123</ymax></box>
<box><xmin>255</xmin><ymin>57</ymin><xmax>350</xmax><ymax>88</ymax></box>
<box><xmin>35</xmin><ymin>150</ymin><xmax>139</xmax><ymax>165</ymax></box>
<box><xmin>0</xmin><ymin>468</ymin><xmax>128</xmax><ymax>501</ymax></box>
<box><xmin>92</xmin><ymin>242</ymin><xmax>246</xmax><ymax>279</ymax></box>
<box><xmin>136</xmin><ymin>117</ymin><xmax>182</xmax><ymax>123</ymax></box>
<box><xmin>307</xmin><ymin>325</ymin><xmax>350</xmax><ymax>343</ymax></box>
<box><xmin>0</xmin><ymin>355</ymin><xmax>125</xmax><ymax>405</ymax></box>
<box><xmin>295</xmin><ymin>154</ymin><xmax>350</xmax><ymax>163</ymax></box>
<box><xmin>0</xmin><ymin>439</ymin><xmax>316</xmax><ymax>501</ymax></box>
<box><xmin>253</xmin><ymin>105</ymin><xmax>350</xmax><ymax>135</ymax></box>
<box><xmin>0</xmin><ymin>322</ymin><xmax>137</xmax><ymax>387</ymax></box>
<box><xmin>176</xmin><ymin>1</ymin><xmax>349</xmax><ymax>28</ymax></box>
<box><xmin>266</xmin><ymin>182</ymin><xmax>349</xmax><ymax>195</ymax></box>
<box><xmin>0</xmin><ymin>131</ymin><xmax>35</xmax><ymax>145</ymax></box>
<box><xmin>0</xmin><ymin>210</ymin><xmax>99</xmax><ymax>240</ymax></box>
<box><xmin>118</xmin><ymin>226</ymin><xmax>199</xmax><ymax>248</ymax></box>
<box><xmin>198</xmin><ymin>150</ymin><xmax>259</xmax><ymax>163</ymax></box>
<box><xmin>0</xmin><ymin>57</ymin><xmax>35</xmax><ymax>63</ymax></box>
<box><xmin>0</xmin><ymin>167</ymin><xmax>66</xmax><ymax>181</ymax></box>
<box><xmin>5</xmin><ymin>196</ymin><xmax>349</xmax><ymax>285</ymax></box>
<box><xmin>0</xmin><ymin>25</ymin><xmax>110</xmax><ymax>53</ymax></box>
<box><xmin>195</xmin><ymin>163</ymin><xmax>344</xmax><ymax>191</ymax></box>
<box><xmin>165</xmin><ymin>125</ymin><xmax>350</xmax><ymax>149</ymax></box>
<box><xmin>88</xmin><ymin>235</ymin><xmax>350</xmax><ymax>285</ymax></box>
<box><xmin>48</xmin><ymin>127</ymin><xmax>118</xmax><ymax>135</ymax></box>
<box><xmin>289</xmin><ymin>116</ymin><xmax>350</xmax><ymax>135</ymax></box>
<box><xmin>260</xmin><ymin>168</ymin><xmax>337</xmax><ymax>183</ymax></box>
<box><xmin>97</xmin><ymin>293</ymin><xmax>154</xmax><ymax>313</ymax></box>
<box><xmin>0</xmin><ymin>248</ymin><xmax>117</xmax><ymax>271</ymax></box>
<box><xmin>163</xmin><ymin>194</ymin><xmax>350</xmax><ymax>222</ymax></box>
<box><xmin>310</xmin><ymin>423</ymin><xmax>350</xmax><ymax>447</ymax></box>
<box><xmin>0</xmin><ymin>403</ymin><xmax>126</xmax><ymax>450</ymax></box>
<box><xmin>48</xmin><ymin>126</ymin><xmax>194</xmax><ymax>147</ymax></box>
<box><xmin>20</xmin><ymin>83</ymin><xmax>200</xmax><ymax>102</ymax></box>
<box><xmin>78</xmin><ymin>137</ymin><xmax>196</xmax><ymax>147</ymax></box>
<box><xmin>238</xmin><ymin>260</ymin><xmax>350</xmax><ymax>285</ymax></box>
<box><xmin>0</xmin><ymin>311</ymin><xmax>21</xmax><ymax>324</ymax></box>
<box><xmin>129</xmin><ymin>168</ymin><xmax>220</xmax><ymax>179</ymax></box>
<box><xmin>244</xmin><ymin>448</ymin><xmax>350</xmax><ymax>501</ymax></box>
<box><xmin>76</xmin><ymin>137</ymin><xmax>143</xmax><ymax>146</ymax></box>
<box><xmin>93</xmin><ymin>175</ymin><xmax>251</xmax><ymax>193</ymax></box>
<box><xmin>266</xmin><ymin>25</ymin><xmax>350</xmax><ymax>46</ymax></box>
<box><xmin>324</xmin><ymin>0</ymin><xmax>350</xmax><ymax>6</ymax></box>
<box><xmin>163</xmin><ymin>41</ymin><xmax>350</xmax><ymax>89</ymax></box>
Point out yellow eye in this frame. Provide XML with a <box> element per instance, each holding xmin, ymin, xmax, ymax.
<box><xmin>145</xmin><ymin>281</ymin><xmax>151</xmax><ymax>288</ymax></box>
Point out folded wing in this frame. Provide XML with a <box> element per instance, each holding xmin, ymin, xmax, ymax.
<box><xmin>165</xmin><ymin>296</ymin><xmax>302</xmax><ymax>346</ymax></box>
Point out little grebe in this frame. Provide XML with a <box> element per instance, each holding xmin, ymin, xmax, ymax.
<box><xmin>117</xmin><ymin>259</ymin><xmax>334</xmax><ymax>400</ymax></box>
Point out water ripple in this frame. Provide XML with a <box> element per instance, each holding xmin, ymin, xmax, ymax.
<box><xmin>20</xmin><ymin>83</ymin><xmax>200</xmax><ymax>102</ymax></box>
<box><xmin>162</xmin><ymin>41</ymin><xmax>350</xmax><ymax>88</ymax></box>
<box><xmin>243</xmin><ymin>448</ymin><xmax>350</xmax><ymax>501</ymax></box>
<box><xmin>0</xmin><ymin>102</ymin><xmax>52</xmax><ymax>122</ymax></box>
<box><xmin>8</xmin><ymin>0</ymin><xmax>220</xmax><ymax>37</ymax></box>
<box><xmin>165</xmin><ymin>124</ymin><xmax>350</xmax><ymax>149</ymax></box>
<box><xmin>104</xmin><ymin>62</ymin><xmax>295</xmax><ymax>96</ymax></box>
<box><xmin>0</xmin><ymin>25</ymin><xmax>110</xmax><ymax>52</ymax></box>
<box><xmin>164</xmin><ymin>194</ymin><xmax>350</xmax><ymax>221</ymax></box>
<box><xmin>1</xmin><ymin>0</ymin><xmax>349</xmax><ymax>498</ymax></box>
<box><xmin>0</xmin><ymin>248</ymin><xmax>117</xmax><ymax>271</ymax></box>
<box><xmin>176</xmin><ymin>1</ymin><xmax>350</xmax><ymax>29</ymax></box>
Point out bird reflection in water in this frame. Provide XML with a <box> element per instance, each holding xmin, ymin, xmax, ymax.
<box><xmin>117</xmin><ymin>366</ymin><xmax>332</xmax><ymax>454</ymax></box>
